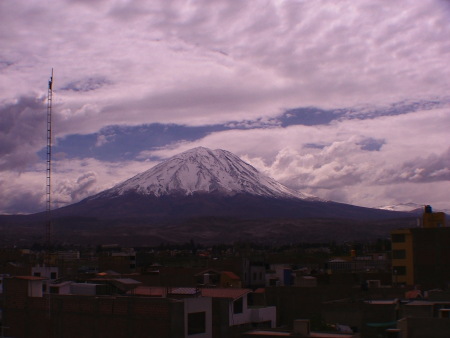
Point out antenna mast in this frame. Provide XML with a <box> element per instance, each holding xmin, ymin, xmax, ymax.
<box><xmin>45</xmin><ymin>69</ymin><xmax>53</xmax><ymax>247</ymax></box>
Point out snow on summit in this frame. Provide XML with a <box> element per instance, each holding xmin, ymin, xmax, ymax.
<box><xmin>98</xmin><ymin>147</ymin><xmax>314</xmax><ymax>200</ymax></box>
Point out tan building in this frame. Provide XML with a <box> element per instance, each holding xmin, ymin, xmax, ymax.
<box><xmin>391</xmin><ymin>205</ymin><xmax>448</xmax><ymax>288</ymax></box>
<box><xmin>422</xmin><ymin>204</ymin><xmax>446</xmax><ymax>228</ymax></box>
<box><xmin>391</xmin><ymin>228</ymin><xmax>415</xmax><ymax>285</ymax></box>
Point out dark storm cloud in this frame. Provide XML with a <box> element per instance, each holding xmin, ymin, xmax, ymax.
<box><xmin>0</xmin><ymin>60</ymin><xmax>14</xmax><ymax>70</ymax></box>
<box><xmin>304</xmin><ymin>143</ymin><xmax>326</xmax><ymax>150</ymax></box>
<box><xmin>61</xmin><ymin>77</ymin><xmax>111</xmax><ymax>92</ymax></box>
<box><xmin>0</xmin><ymin>190</ymin><xmax>44</xmax><ymax>214</ymax></box>
<box><xmin>0</xmin><ymin>96</ymin><xmax>46</xmax><ymax>170</ymax></box>
<box><xmin>357</xmin><ymin>138</ymin><xmax>385</xmax><ymax>152</ymax></box>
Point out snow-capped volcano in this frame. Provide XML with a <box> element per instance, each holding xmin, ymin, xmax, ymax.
<box><xmin>96</xmin><ymin>147</ymin><xmax>314</xmax><ymax>200</ymax></box>
<box><xmin>51</xmin><ymin>146</ymin><xmax>410</xmax><ymax>223</ymax></box>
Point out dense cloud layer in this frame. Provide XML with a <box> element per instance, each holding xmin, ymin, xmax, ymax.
<box><xmin>0</xmin><ymin>97</ymin><xmax>46</xmax><ymax>170</ymax></box>
<box><xmin>1</xmin><ymin>0</ymin><xmax>449</xmax><ymax>213</ymax></box>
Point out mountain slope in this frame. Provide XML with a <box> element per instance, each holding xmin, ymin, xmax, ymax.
<box><xmin>2</xmin><ymin>147</ymin><xmax>417</xmax><ymax>245</ymax></box>
<box><xmin>92</xmin><ymin>147</ymin><xmax>314</xmax><ymax>200</ymax></box>
<box><xmin>51</xmin><ymin>147</ymin><xmax>409</xmax><ymax>222</ymax></box>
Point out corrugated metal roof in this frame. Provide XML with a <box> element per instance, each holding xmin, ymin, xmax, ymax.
<box><xmin>13</xmin><ymin>276</ymin><xmax>46</xmax><ymax>280</ymax></box>
<box><xmin>201</xmin><ymin>288</ymin><xmax>251</xmax><ymax>300</ymax></box>
<box><xmin>169</xmin><ymin>287</ymin><xmax>200</xmax><ymax>295</ymax></box>
<box><xmin>364</xmin><ymin>300</ymin><xmax>397</xmax><ymax>305</ymax></box>
<box><xmin>113</xmin><ymin>278</ymin><xmax>141</xmax><ymax>285</ymax></box>
<box><xmin>405</xmin><ymin>300</ymin><xmax>434</xmax><ymax>306</ymax></box>
<box><xmin>129</xmin><ymin>286</ymin><xmax>166</xmax><ymax>297</ymax></box>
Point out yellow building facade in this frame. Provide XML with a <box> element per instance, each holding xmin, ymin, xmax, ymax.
<box><xmin>391</xmin><ymin>205</ymin><xmax>447</xmax><ymax>286</ymax></box>
<box><xmin>422</xmin><ymin>205</ymin><xmax>446</xmax><ymax>228</ymax></box>
<box><xmin>391</xmin><ymin>228</ymin><xmax>414</xmax><ymax>285</ymax></box>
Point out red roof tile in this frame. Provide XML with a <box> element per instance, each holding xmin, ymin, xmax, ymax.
<box><xmin>405</xmin><ymin>290</ymin><xmax>423</xmax><ymax>299</ymax></box>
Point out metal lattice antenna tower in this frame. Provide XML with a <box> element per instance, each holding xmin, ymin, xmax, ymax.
<box><xmin>46</xmin><ymin>69</ymin><xmax>53</xmax><ymax>248</ymax></box>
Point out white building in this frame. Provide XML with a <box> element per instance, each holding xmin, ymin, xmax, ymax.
<box><xmin>201</xmin><ymin>288</ymin><xmax>276</xmax><ymax>330</ymax></box>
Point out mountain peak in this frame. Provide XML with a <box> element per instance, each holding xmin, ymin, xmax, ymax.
<box><xmin>95</xmin><ymin>147</ymin><xmax>314</xmax><ymax>200</ymax></box>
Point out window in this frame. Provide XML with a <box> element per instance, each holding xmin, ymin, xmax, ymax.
<box><xmin>188</xmin><ymin>312</ymin><xmax>206</xmax><ymax>335</ymax></box>
<box><xmin>392</xmin><ymin>234</ymin><xmax>405</xmax><ymax>243</ymax></box>
<box><xmin>33</xmin><ymin>272</ymin><xmax>41</xmax><ymax>277</ymax></box>
<box><xmin>247</xmin><ymin>293</ymin><xmax>254</xmax><ymax>306</ymax></box>
<box><xmin>393</xmin><ymin>266</ymin><xmax>406</xmax><ymax>276</ymax></box>
<box><xmin>392</xmin><ymin>250</ymin><xmax>406</xmax><ymax>259</ymax></box>
<box><xmin>233</xmin><ymin>297</ymin><xmax>243</xmax><ymax>314</ymax></box>
<box><xmin>50</xmin><ymin>272</ymin><xmax>57</xmax><ymax>279</ymax></box>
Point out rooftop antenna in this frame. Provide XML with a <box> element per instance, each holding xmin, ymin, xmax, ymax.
<box><xmin>45</xmin><ymin>69</ymin><xmax>53</xmax><ymax>249</ymax></box>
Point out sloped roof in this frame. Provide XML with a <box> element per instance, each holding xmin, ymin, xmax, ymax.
<box><xmin>97</xmin><ymin>270</ymin><xmax>121</xmax><ymax>276</ymax></box>
<box><xmin>328</xmin><ymin>258</ymin><xmax>350</xmax><ymax>263</ymax></box>
<box><xmin>113</xmin><ymin>278</ymin><xmax>141</xmax><ymax>285</ymax></box>
<box><xmin>405</xmin><ymin>290</ymin><xmax>422</xmax><ymax>299</ymax></box>
<box><xmin>364</xmin><ymin>300</ymin><xmax>398</xmax><ymax>305</ymax></box>
<box><xmin>221</xmin><ymin>271</ymin><xmax>240</xmax><ymax>280</ymax></box>
<box><xmin>49</xmin><ymin>281</ymin><xmax>73</xmax><ymax>287</ymax></box>
<box><xmin>194</xmin><ymin>269</ymin><xmax>220</xmax><ymax>276</ymax></box>
<box><xmin>201</xmin><ymin>288</ymin><xmax>251</xmax><ymax>300</ymax></box>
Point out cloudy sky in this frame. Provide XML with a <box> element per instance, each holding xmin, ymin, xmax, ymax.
<box><xmin>1</xmin><ymin>0</ymin><xmax>450</xmax><ymax>214</ymax></box>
